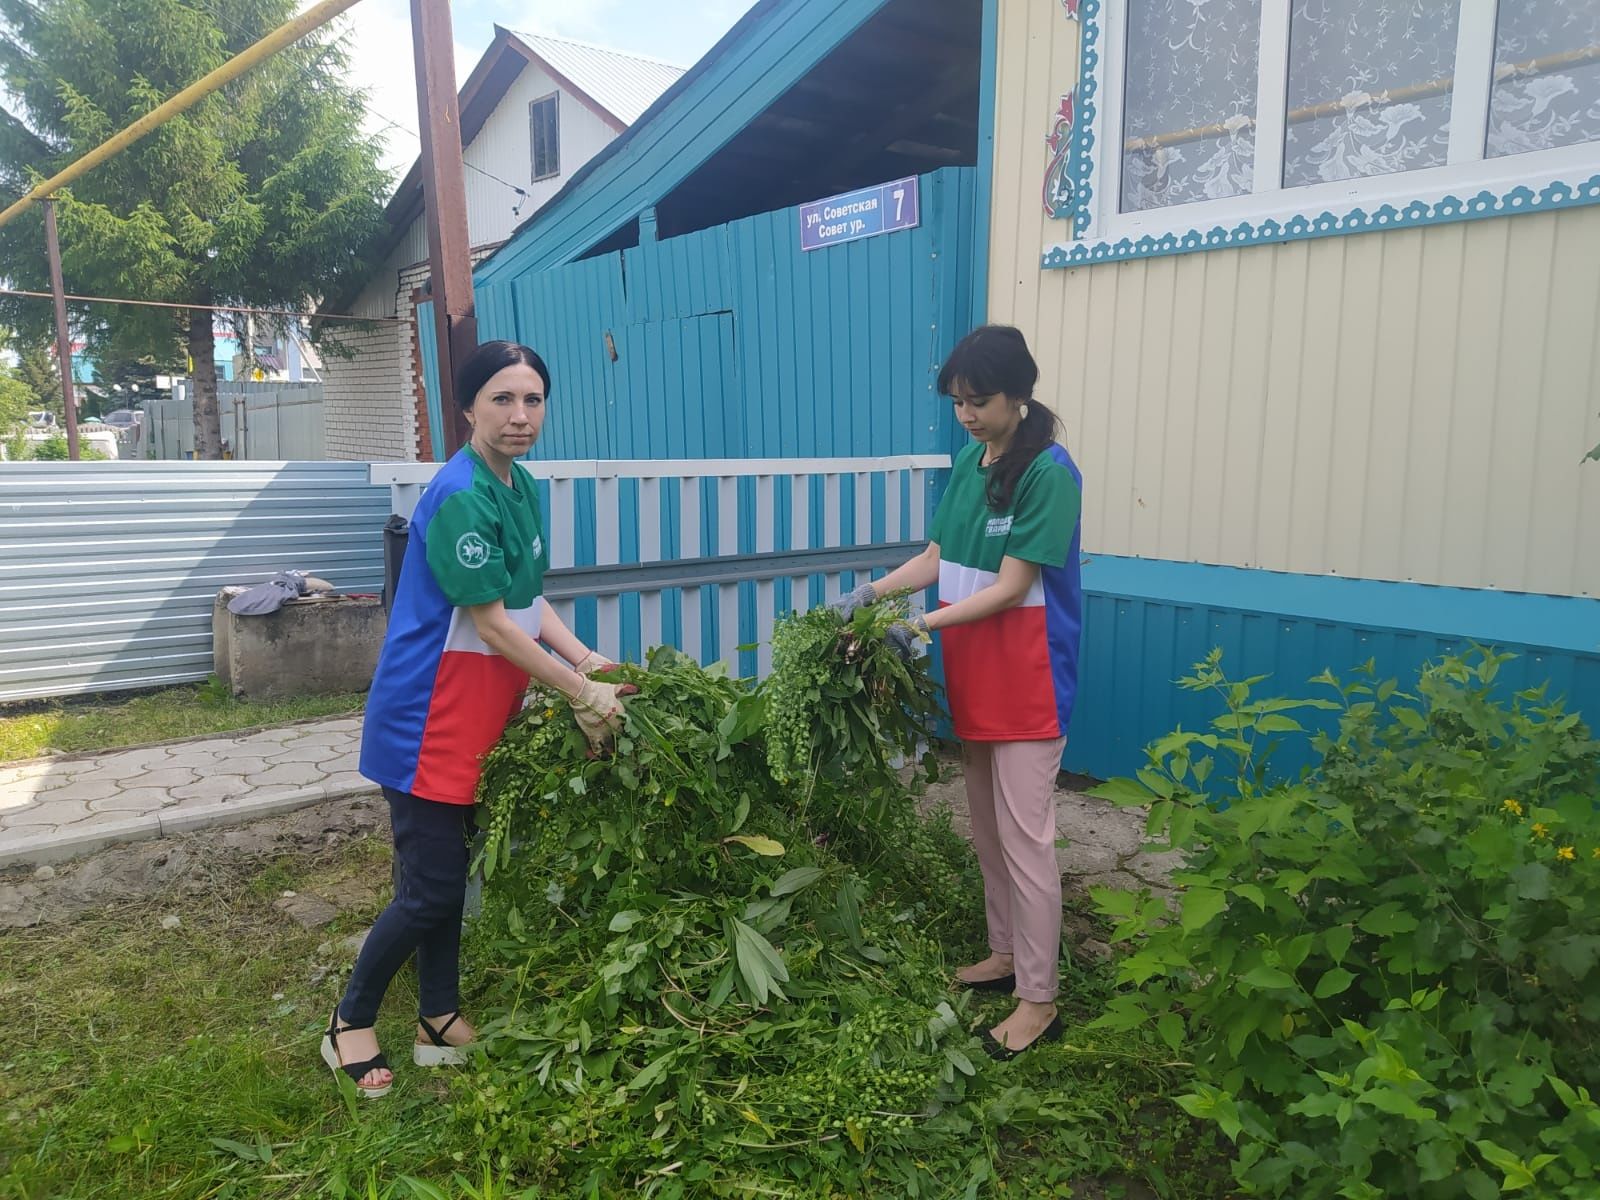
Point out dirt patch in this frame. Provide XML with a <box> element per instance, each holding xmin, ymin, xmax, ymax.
<box><xmin>0</xmin><ymin>793</ymin><xmax>387</xmax><ymax>929</ymax></box>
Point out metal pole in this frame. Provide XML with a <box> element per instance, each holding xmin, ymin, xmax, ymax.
<box><xmin>0</xmin><ymin>0</ymin><xmax>366</xmax><ymax>230</ymax></box>
<box><xmin>42</xmin><ymin>199</ymin><xmax>81</xmax><ymax>461</ymax></box>
<box><xmin>411</xmin><ymin>0</ymin><xmax>475</xmax><ymax>458</ymax></box>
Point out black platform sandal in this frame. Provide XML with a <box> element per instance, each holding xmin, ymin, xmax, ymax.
<box><xmin>413</xmin><ymin>1013</ymin><xmax>470</xmax><ymax>1067</ymax></box>
<box><xmin>321</xmin><ymin>1008</ymin><xmax>392</xmax><ymax>1098</ymax></box>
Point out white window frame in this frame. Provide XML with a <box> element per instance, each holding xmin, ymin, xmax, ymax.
<box><xmin>1046</xmin><ymin>0</ymin><xmax>1600</xmax><ymax>267</ymax></box>
<box><xmin>530</xmin><ymin>92</ymin><xmax>561</xmax><ymax>183</ymax></box>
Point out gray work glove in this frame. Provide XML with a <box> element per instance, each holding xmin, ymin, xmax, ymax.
<box><xmin>228</xmin><ymin>571</ymin><xmax>310</xmax><ymax>616</ymax></box>
<box><xmin>885</xmin><ymin>614</ymin><xmax>931</xmax><ymax>661</ymax></box>
<box><xmin>828</xmin><ymin>582</ymin><xmax>877</xmax><ymax>621</ymax></box>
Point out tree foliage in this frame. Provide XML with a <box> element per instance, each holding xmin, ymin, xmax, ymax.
<box><xmin>0</xmin><ymin>364</ymin><xmax>32</xmax><ymax>429</ymax></box>
<box><xmin>0</xmin><ymin>0</ymin><xmax>391</xmax><ymax>455</ymax></box>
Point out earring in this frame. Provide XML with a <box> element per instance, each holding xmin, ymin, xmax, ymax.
<box><xmin>1019</xmin><ymin>403</ymin><xmax>1030</xmax><ymax>420</ymax></box>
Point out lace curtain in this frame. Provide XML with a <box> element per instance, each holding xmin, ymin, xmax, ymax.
<box><xmin>1489</xmin><ymin>0</ymin><xmax>1600</xmax><ymax>158</ymax></box>
<box><xmin>1283</xmin><ymin>1</ymin><xmax>1458</xmax><ymax>188</ymax></box>
<box><xmin>1119</xmin><ymin>0</ymin><xmax>1600</xmax><ymax>215</ymax></box>
<box><xmin>1121</xmin><ymin>0</ymin><xmax>1262</xmax><ymax>213</ymax></box>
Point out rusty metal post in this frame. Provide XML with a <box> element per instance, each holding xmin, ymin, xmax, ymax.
<box><xmin>411</xmin><ymin>0</ymin><xmax>475</xmax><ymax>457</ymax></box>
<box><xmin>42</xmin><ymin>199</ymin><xmax>81</xmax><ymax>461</ymax></box>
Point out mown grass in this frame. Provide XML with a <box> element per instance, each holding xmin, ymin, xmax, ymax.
<box><xmin>0</xmin><ymin>836</ymin><xmax>456</xmax><ymax>1200</ymax></box>
<box><xmin>0</xmin><ymin>683</ymin><xmax>364</xmax><ymax>764</ymax></box>
<box><xmin>0</xmin><ymin>840</ymin><xmax>1225</xmax><ymax>1200</ymax></box>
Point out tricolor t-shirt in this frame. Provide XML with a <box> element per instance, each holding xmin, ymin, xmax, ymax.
<box><xmin>930</xmin><ymin>442</ymin><xmax>1083</xmax><ymax>742</ymax></box>
<box><xmin>359</xmin><ymin>446</ymin><xmax>548</xmax><ymax>804</ymax></box>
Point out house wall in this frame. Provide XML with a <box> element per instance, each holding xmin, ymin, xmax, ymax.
<box><xmin>988</xmin><ymin>1</ymin><xmax>1600</xmax><ymax>601</ymax></box>
<box><xmin>326</xmin><ymin>58</ymin><xmax>623</xmax><ymax>457</ymax></box>
<box><xmin>984</xmin><ymin>0</ymin><xmax>1600</xmax><ymax>780</ymax></box>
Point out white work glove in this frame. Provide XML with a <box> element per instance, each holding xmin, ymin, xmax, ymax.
<box><xmin>573</xmin><ymin>650</ymin><xmax>614</xmax><ymax>677</ymax></box>
<box><xmin>565</xmin><ymin>676</ymin><xmax>632</xmax><ymax>753</ymax></box>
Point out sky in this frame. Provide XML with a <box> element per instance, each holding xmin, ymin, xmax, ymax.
<box><xmin>336</xmin><ymin>0</ymin><xmax>761</xmax><ymax>178</ymax></box>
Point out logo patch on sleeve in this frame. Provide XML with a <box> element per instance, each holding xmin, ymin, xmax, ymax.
<box><xmin>456</xmin><ymin>531</ymin><xmax>491</xmax><ymax>568</ymax></box>
<box><xmin>985</xmin><ymin>516</ymin><xmax>1013</xmax><ymax>537</ymax></box>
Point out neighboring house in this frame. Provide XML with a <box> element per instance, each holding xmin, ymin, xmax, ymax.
<box><xmin>414</xmin><ymin>0</ymin><xmax>1600</xmax><ymax>782</ymax></box>
<box><xmin>321</xmin><ymin>28</ymin><xmax>685</xmax><ymax>462</ymax></box>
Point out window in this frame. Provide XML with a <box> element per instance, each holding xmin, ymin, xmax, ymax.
<box><xmin>1048</xmin><ymin>0</ymin><xmax>1600</xmax><ymax>266</ymax></box>
<box><xmin>530</xmin><ymin>93</ymin><xmax>560</xmax><ymax>182</ymax></box>
<box><xmin>1488</xmin><ymin>1</ymin><xmax>1600</xmax><ymax>157</ymax></box>
<box><xmin>1121</xmin><ymin>1</ymin><xmax>1260</xmax><ymax>211</ymax></box>
<box><xmin>1282</xmin><ymin>2</ymin><xmax>1459</xmax><ymax>189</ymax></box>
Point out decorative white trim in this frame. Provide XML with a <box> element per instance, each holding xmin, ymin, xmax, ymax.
<box><xmin>1046</xmin><ymin>0</ymin><xmax>1600</xmax><ymax>268</ymax></box>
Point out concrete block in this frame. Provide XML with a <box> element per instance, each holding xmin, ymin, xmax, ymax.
<box><xmin>214</xmin><ymin>591</ymin><xmax>384</xmax><ymax>700</ymax></box>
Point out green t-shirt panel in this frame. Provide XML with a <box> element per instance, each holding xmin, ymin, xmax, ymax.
<box><xmin>423</xmin><ymin>448</ymin><xmax>547</xmax><ymax>609</ymax></box>
<box><xmin>930</xmin><ymin>442</ymin><xmax>1082</xmax><ymax>571</ymax></box>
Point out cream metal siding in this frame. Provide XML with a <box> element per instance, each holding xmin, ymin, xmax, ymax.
<box><xmin>987</xmin><ymin>1</ymin><xmax>1600</xmax><ymax>600</ymax></box>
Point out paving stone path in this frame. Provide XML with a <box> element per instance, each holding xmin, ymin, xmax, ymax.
<box><xmin>0</xmin><ymin>716</ymin><xmax>373</xmax><ymax>867</ymax></box>
<box><xmin>0</xmin><ymin>720</ymin><xmax>1183</xmax><ymax>908</ymax></box>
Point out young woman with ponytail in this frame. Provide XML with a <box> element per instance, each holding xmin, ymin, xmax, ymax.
<box><xmin>832</xmin><ymin>325</ymin><xmax>1084</xmax><ymax>1058</ymax></box>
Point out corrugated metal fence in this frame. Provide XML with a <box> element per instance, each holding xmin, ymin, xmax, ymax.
<box><xmin>0</xmin><ymin>462</ymin><xmax>388</xmax><ymax>701</ymax></box>
<box><xmin>0</xmin><ymin>456</ymin><xmax>946</xmax><ymax>704</ymax></box>
<box><xmin>145</xmin><ymin>382</ymin><xmax>325</xmax><ymax>462</ymax></box>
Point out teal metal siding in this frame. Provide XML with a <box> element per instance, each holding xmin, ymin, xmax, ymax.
<box><xmin>425</xmin><ymin>166</ymin><xmax>979</xmax><ymax>464</ymax></box>
<box><xmin>1069</xmin><ymin>556</ymin><xmax>1600</xmax><ymax>783</ymax></box>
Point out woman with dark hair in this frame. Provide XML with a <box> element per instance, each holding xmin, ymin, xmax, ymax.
<box><xmin>321</xmin><ymin>340</ymin><xmax>631</xmax><ymax>1097</ymax></box>
<box><xmin>833</xmin><ymin>325</ymin><xmax>1083</xmax><ymax>1059</ymax></box>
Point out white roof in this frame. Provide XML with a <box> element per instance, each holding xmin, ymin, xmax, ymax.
<box><xmin>510</xmin><ymin>32</ymin><xmax>686</xmax><ymax>126</ymax></box>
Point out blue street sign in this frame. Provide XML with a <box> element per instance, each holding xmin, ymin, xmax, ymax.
<box><xmin>799</xmin><ymin>176</ymin><xmax>921</xmax><ymax>251</ymax></box>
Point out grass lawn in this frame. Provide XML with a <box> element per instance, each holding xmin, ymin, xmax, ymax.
<box><xmin>0</xmin><ymin>837</ymin><xmax>458</xmax><ymax>1200</ymax></box>
<box><xmin>0</xmin><ymin>684</ymin><xmax>365</xmax><ymax>763</ymax></box>
<box><xmin>0</xmin><ymin>835</ymin><xmax>1226</xmax><ymax>1200</ymax></box>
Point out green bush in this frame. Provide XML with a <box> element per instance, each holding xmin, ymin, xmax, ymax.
<box><xmin>30</xmin><ymin>433</ymin><xmax>69</xmax><ymax>460</ymax></box>
<box><xmin>1091</xmin><ymin>648</ymin><xmax>1600</xmax><ymax>1199</ymax></box>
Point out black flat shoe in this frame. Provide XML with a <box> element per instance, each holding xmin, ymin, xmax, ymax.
<box><xmin>982</xmin><ymin>1014</ymin><xmax>1063</xmax><ymax>1061</ymax></box>
<box><xmin>956</xmin><ymin>973</ymin><xmax>1017</xmax><ymax>994</ymax></box>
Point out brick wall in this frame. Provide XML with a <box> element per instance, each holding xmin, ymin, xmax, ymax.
<box><xmin>323</xmin><ymin>251</ymin><xmax>498</xmax><ymax>463</ymax></box>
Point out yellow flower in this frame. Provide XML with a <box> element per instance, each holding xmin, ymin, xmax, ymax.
<box><xmin>544</xmin><ymin>707</ymin><xmax>556</xmax><ymax>719</ymax></box>
<box><xmin>1557</xmin><ymin>846</ymin><xmax>1576</xmax><ymax>862</ymax></box>
<box><xmin>1502</xmin><ymin>798</ymin><xmax>1523</xmax><ymax>816</ymax></box>
<box><xmin>1531</xmin><ymin>822</ymin><xmax>1550</xmax><ymax>840</ymax></box>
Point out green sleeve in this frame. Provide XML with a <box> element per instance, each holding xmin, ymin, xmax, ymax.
<box><xmin>424</xmin><ymin>490</ymin><xmax>513</xmax><ymax>607</ymax></box>
<box><xmin>1006</xmin><ymin>455</ymin><xmax>1081</xmax><ymax>569</ymax></box>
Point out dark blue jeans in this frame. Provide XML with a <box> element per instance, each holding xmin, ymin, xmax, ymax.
<box><xmin>339</xmin><ymin>786</ymin><xmax>473</xmax><ymax>1027</ymax></box>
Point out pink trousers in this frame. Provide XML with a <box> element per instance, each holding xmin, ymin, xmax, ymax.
<box><xmin>963</xmin><ymin>736</ymin><xmax>1068</xmax><ymax>1003</ymax></box>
